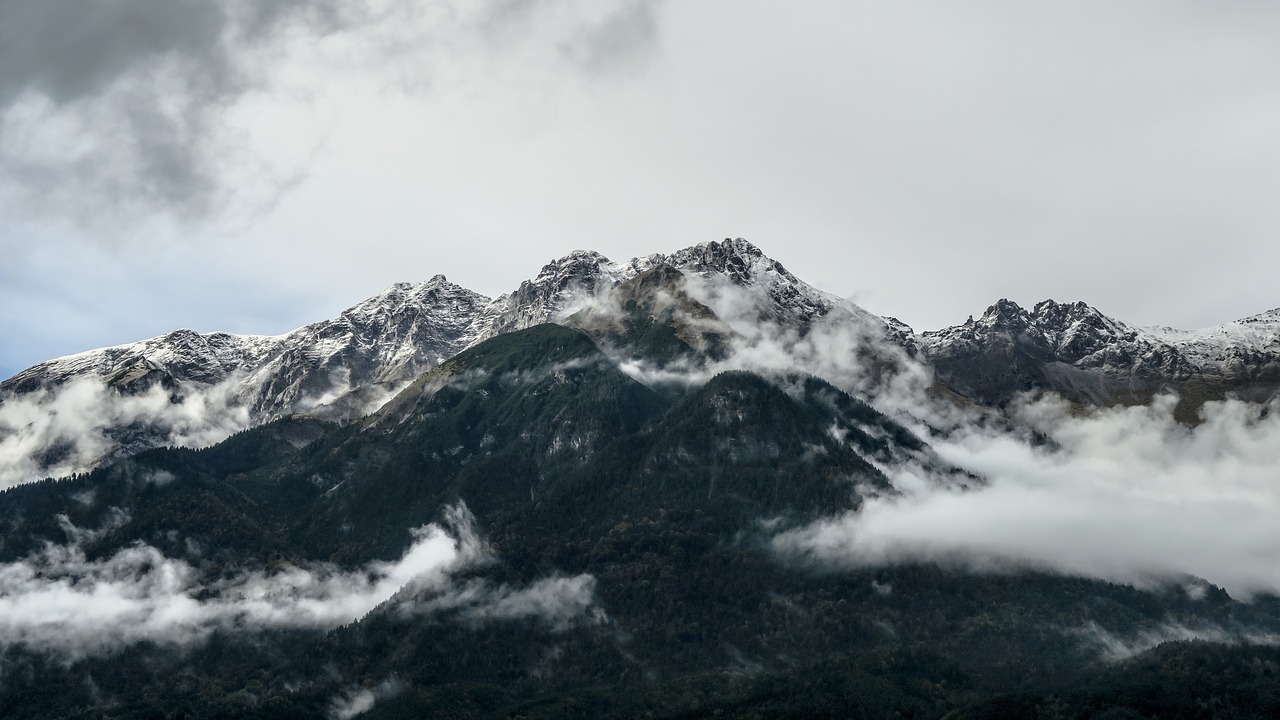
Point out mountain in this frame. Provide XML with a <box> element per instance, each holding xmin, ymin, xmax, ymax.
<box><xmin>1</xmin><ymin>319</ymin><xmax>1278</xmax><ymax>719</ymax></box>
<box><xmin>4</xmin><ymin>240</ymin><xmax>1280</xmax><ymax>718</ymax></box>
<box><xmin>0</xmin><ymin>239</ymin><xmax>912</xmax><ymax>487</ymax></box>
<box><xmin>1145</xmin><ymin>307</ymin><xmax>1280</xmax><ymax>387</ymax></box>
<box><xmin>0</xmin><ymin>275</ymin><xmax>496</xmax><ymax>485</ymax></box>
<box><xmin>2</xmin><ymin>274</ymin><xmax>494</xmax><ymax>410</ymax></box>
<box><xmin>473</xmin><ymin>237</ymin><xmax>878</xmax><ymax>345</ymax></box>
<box><xmin>4</xmin><ymin>238</ymin><xmax>1279</xmax><ymax>485</ymax></box>
<box><xmin>917</xmin><ymin>298</ymin><xmax>1280</xmax><ymax>419</ymax></box>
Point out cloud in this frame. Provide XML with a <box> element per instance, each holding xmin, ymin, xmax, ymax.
<box><xmin>0</xmin><ymin>0</ymin><xmax>667</xmax><ymax>228</ymax></box>
<box><xmin>329</xmin><ymin>677</ymin><xmax>406</xmax><ymax>720</ymax></box>
<box><xmin>0</xmin><ymin>0</ymin><xmax>340</xmax><ymax>224</ymax></box>
<box><xmin>0</xmin><ymin>376</ymin><xmax>253</xmax><ymax>488</ymax></box>
<box><xmin>0</xmin><ymin>516</ymin><xmax>456</xmax><ymax>660</ymax></box>
<box><xmin>1073</xmin><ymin>620</ymin><xmax>1280</xmax><ymax>663</ymax></box>
<box><xmin>774</xmin><ymin>393</ymin><xmax>1280</xmax><ymax>599</ymax></box>
<box><xmin>592</xmin><ymin>270</ymin><xmax>933</xmax><ymax>405</ymax></box>
<box><xmin>0</xmin><ymin>374</ymin><xmax>270</xmax><ymax>487</ymax></box>
<box><xmin>0</xmin><ymin>502</ymin><xmax>601</xmax><ymax>661</ymax></box>
<box><xmin>401</xmin><ymin>573</ymin><xmax>605</xmax><ymax>633</ymax></box>
<box><xmin>556</xmin><ymin>0</ymin><xmax>663</xmax><ymax>77</ymax></box>
<box><xmin>0</xmin><ymin>359</ymin><xmax>416</xmax><ymax>489</ymax></box>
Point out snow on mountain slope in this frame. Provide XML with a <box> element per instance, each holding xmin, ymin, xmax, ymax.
<box><xmin>1143</xmin><ymin>308</ymin><xmax>1280</xmax><ymax>378</ymax></box>
<box><xmin>470</xmin><ymin>238</ymin><xmax>888</xmax><ymax>347</ymax></box>
<box><xmin>0</xmin><ymin>238</ymin><xmax>906</xmax><ymax>486</ymax></box>
<box><xmin>918</xmin><ymin>299</ymin><xmax>1280</xmax><ymax>412</ymax></box>
<box><xmin>239</xmin><ymin>275</ymin><xmax>495</xmax><ymax>416</ymax></box>
<box><xmin>0</xmin><ymin>275</ymin><xmax>494</xmax><ymax>486</ymax></box>
<box><xmin>469</xmin><ymin>250</ymin><xmax>633</xmax><ymax>345</ymax></box>
<box><xmin>916</xmin><ymin>298</ymin><xmax>1200</xmax><ymax>408</ymax></box>
<box><xmin>662</xmin><ymin>238</ymin><xmax>859</xmax><ymax>323</ymax></box>
<box><xmin>5</xmin><ymin>235</ymin><xmax>1275</xmax><ymax>488</ymax></box>
<box><xmin>3</xmin><ymin>275</ymin><xmax>492</xmax><ymax>405</ymax></box>
<box><xmin>920</xmin><ymin>299</ymin><xmax>1196</xmax><ymax>376</ymax></box>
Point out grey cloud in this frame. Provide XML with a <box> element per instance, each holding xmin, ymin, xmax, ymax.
<box><xmin>0</xmin><ymin>0</ymin><xmax>229</xmax><ymax>107</ymax></box>
<box><xmin>0</xmin><ymin>0</ymin><xmax>668</xmax><ymax>226</ymax></box>
<box><xmin>0</xmin><ymin>0</ymin><xmax>323</xmax><ymax>221</ymax></box>
<box><xmin>403</xmin><ymin>573</ymin><xmax>605</xmax><ymax>633</ymax></box>
<box><xmin>558</xmin><ymin>0</ymin><xmax>663</xmax><ymax>76</ymax></box>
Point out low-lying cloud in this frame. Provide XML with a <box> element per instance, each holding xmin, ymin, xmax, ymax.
<box><xmin>329</xmin><ymin>677</ymin><xmax>406</xmax><ymax>720</ymax></box>
<box><xmin>776</xmin><ymin>393</ymin><xmax>1280</xmax><ymax>599</ymax></box>
<box><xmin>0</xmin><ymin>361</ymin><xmax>408</xmax><ymax>488</ymax></box>
<box><xmin>597</xmin><ymin>271</ymin><xmax>934</xmax><ymax>408</ymax></box>
<box><xmin>1074</xmin><ymin>620</ymin><xmax>1280</xmax><ymax>663</ymax></box>
<box><xmin>0</xmin><ymin>377</ymin><xmax>252</xmax><ymax>488</ymax></box>
<box><xmin>400</xmin><ymin>573</ymin><xmax>605</xmax><ymax>632</ymax></box>
<box><xmin>0</xmin><ymin>503</ymin><xmax>601</xmax><ymax>661</ymax></box>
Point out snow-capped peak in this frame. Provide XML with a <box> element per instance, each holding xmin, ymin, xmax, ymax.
<box><xmin>466</xmin><ymin>238</ymin><xmax>886</xmax><ymax>347</ymax></box>
<box><xmin>1142</xmin><ymin>307</ymin><xmax>1280</xmax><ymax>374</ymax></box>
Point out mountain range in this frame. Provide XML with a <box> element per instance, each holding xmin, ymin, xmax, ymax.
<box><xmin>4</xmin><ymin>238</ymin><xmax>1276</xmax><ymax>484</ymax></box>
<box><xmin>1</xmin><ymin>238</ymin><xmax>1279</xmax><ymax>719</ymax></box>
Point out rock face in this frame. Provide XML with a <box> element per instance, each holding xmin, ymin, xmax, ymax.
<box><xmin>917</xmin><ymin>299</ymin><xmax>1280</xmax><ymax>415</ymax></box>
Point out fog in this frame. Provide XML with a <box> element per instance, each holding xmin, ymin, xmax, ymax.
<box><xmin>1075</xmin><ymin>620</ymin><xmax>1280</xmax><ymax>662</ymax></box>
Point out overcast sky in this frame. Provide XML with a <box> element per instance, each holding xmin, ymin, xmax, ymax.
<box><xmin>3</xmin><ymin>1</ymin><xmax>1279</xmax><ymax>380</ymax></box>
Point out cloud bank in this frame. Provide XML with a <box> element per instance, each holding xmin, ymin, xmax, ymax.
<box><xmin>1074</xmin><ymin>620</ymin><xmax>1280</xmax><ymax>663</ymax></box>
<box><xmin>776</xmin><ymin>393</ymin><xmax>1280</xmax><ymax>599</ymax></box>
<box><xmin>0</xmin><ymin>503</ymin><xmax>601</xmax><ymax>661</ymax></box>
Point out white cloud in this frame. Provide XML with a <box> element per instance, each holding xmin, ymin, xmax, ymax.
<box><xmin>602</xmin><ymin>272</ymin><xmax>932</xmax><ymax>406</ymax></box>
<box><xmin>404</xmin><ymin>574</ymin><xmax>606</xmax><ymax>632</ymax></box>
<box><xmin>0</xmin><ymin>376</ymin><xmax>252</xmax><ymax>488</ymax></box>
<box><xmin>775</xmin><ymin>393</ymin><xmax>1280</xmax><ymax>599</ymax></box>
<box><xmin>0</xmin><ymin>361</ymin><xmax>412</xmax><ymax>488</ymax></box>
<box><xmin>1073</xmin><ymin>620</ymin><xmax>1280</xmax><ymax>663</ymax></box>
<box><xmin>0</xmin><ymin>502</ymin><xmax>602</xmax><ymax>661</ymax></box>
<box><xmin>329</xmin><ymin>677</ymin><xmax>405</xmax><ymax>720</ymax></box>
